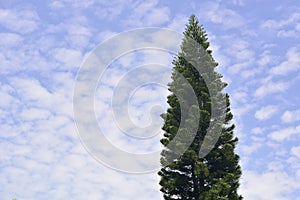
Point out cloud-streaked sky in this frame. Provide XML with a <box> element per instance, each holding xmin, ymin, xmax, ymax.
<box><xmin>1</xmin><ymin>0</ymin><xmax>300</xmax><ymax>199</ymax></box>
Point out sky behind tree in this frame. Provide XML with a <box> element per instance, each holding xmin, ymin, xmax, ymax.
<box><xmin>1</xmin><ymin>0</ymin><xmax>300</xmax><ymax>199</ymax></box>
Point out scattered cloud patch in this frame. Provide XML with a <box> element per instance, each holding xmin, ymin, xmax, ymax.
<box><xmin>53</xmin><ymin>48</ymin><xmax>83</xmax><ymax>69</ymax></box>
<box><xmin>167</xmin><ymin>15</ymin><xmax>188</xmax><ymax>32</ymax></box>
<box><xmin>251</xmin><ymin>127</ymin><xmax>264</xmax><ymax>134</ymax></box>
<box><xmin>269</xmin><ymin>47</ymin><xmax>300</xmax><ymax>76</ymax></box>
<box><xmin>241</xmin><ymin>142</ymin><xmax>262</xmax><ymax>155</ymax></box>
<box><xmin>258</xmin><ymin>50</ymin><xmax>276</xmax><ymax>67</ymax></box>
<box><xmin>0</xmin><ymin>1</ymin><xmax>300</xmax><ymax>199</ymax></box>
<box><xmin>254</xmin><ymin>80</ymin><xmax>290</xmax><ymax>98</ymax></box>
<box><xmin>291</xmin><ymin>145</ymin><xmax>300</xmax><ymax>159</ymax></box>
<box><xmin>122</xmin><ymin>0</ymin><xmax>170</xmax><ymax>27</ymax></box>
<box><xmin>255</xmin><ymin>105</ymin><xmax>278</xmax><ymax>121</ymax></box>
<box><xmin>269</xmin><ymin>125</ymin><xmax>300</xmax><ymax>141</ymax></box>
<box><xmin>240</xmin><ymin>170</ymin><xmax>300</xmax><ymax>200</ymax></box>
<box><xmin>0</xmin><ymin>32</ymin><xmax>23</xmax><ymax>47</ymax></box>
<box><xmin>0</xmin><ymin>9</ymin><xmax>39</xmax><ymax>34</ymax></box>
<box><xmin>281</xmin><ymin>109</ymin><xmax>300</xmax><ymax>123</ymax></box>
<box><xmin>49</xmin><ymin>0</ymin><xmax>95</xmax><ymax>9</ymax></box>
<box><xmin>232</xmin><ymin>104</ymin><xmax>254</xmax><ymax>117</ymax></box>
<box><xmin>8</xmin><ymin>77</ymin><xmax>52</xmax><ymax>107</ymax></box>
<box><xmin>229</xmin><ymin>0</ymin><xmax>245</xmax><ymax>6</ymax></box>
<box><xmin>199</xmin><ymin>2</ymin><xmax>245</xmax><ymax>29</ymax></box>
<box><xmin>232</xmin><ymin>91</ymin><xmax>247</xmax><ymax>103</ymax></box>
<box><xmin>261</xmin><ymin>12</ymin><xmax>300</xmax><ymax>39</ymax></box>
<box><xmin>19</xmin><ymin>108</ymin><xmax>51</xmax><ymax>121</ymax></box>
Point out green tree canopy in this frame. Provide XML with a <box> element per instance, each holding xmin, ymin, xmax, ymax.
<box><xmin>158</xmin><ymin>14</ymin><xmax>242</xmax><ymax>200</ymax></box>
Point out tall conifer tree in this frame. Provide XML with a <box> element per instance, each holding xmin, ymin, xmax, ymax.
<box><xmin>158</xmin><ymin>15</ymin><xmax>242</xmax><ymax>200</ymax></box>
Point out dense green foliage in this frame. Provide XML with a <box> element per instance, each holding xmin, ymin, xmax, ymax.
<box><xmin>158</xmin><ymin>15</ymin><xmax>242</xmax><ymax>200</ymax></box>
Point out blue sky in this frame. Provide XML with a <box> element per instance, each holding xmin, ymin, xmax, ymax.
<box><xmin>1</xmin><ymin>0</ymin><xmax>300</xmax><ymax>199</ymax></box>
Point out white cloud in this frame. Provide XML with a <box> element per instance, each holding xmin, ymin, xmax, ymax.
<box><xmin>281</xmin><ymin>109</ymin><xmax>300</xmax><ymax>123</ymax></box>
<box><xmin>287</xmin><ymin>156</ymin><xmax>300</xmax><ymax>171</ymax></box>
<box><xmin>53</xmin><ymin>48</ymin><xmax>83</xmax><ymax>69</ymax></box>
<box><xmin>144</xmin><ymin>7</ymin><xmax>170</xmax><ymax>26</ymax></box>
<box><xmin>251</xmin><ymin>127</ymin><xmax>264</xmax><ymax>134</ymax></box>
<box><xmin>0</xmin><ymin>1</ymin><xmax>299</xmax><ymax>199</ymax></box>
<box><xmin>232</xmin><ymin>91</ymin><xmax>247</xmax><ymax>103</ymax></box>
<box><xmin>0</xmin><ymin>32</ymin><xmax>23</xmax><ymax>47</ymax></box>
<box><xmin>49</xmin><ymin>0</ymin><xmax>95</xmax><ymax>9</ymax></box>
<box><xmin>0</xmin><ymin>142</ymin><xmax>32</xmax><ymax>159</ymax></box>
<box><xmin>0</xmin><ymin>9</ymin><xmax>39</xmax><ymax>33</ymax></box>
<box><xmin>9</xmin><ymin>77</ymin><xmax>52</xmax><ymax>107</ymax></box>
<box><xmin>0</xmin><ymin>33</ymin><xmax>61</xmax><ymax>75</ymax></box>
<box><xmin>261</xmin><ymin>12</ymin><xmax>300</xmax><ymax>39</ymax></box>
<box><xmin>0</xmin><ymin>134</ymin><xmax>163</xmax><ymax>199</ymax></box>
<box><xmin>0</xmin><ymin>73</ymin><xmax>163</xmax><ymax>197</ymax></box>
<box><xmin>254</xmin><ymin>80</ymin><xmax>290</xmax><ymax>98</ymax></box>
<box><xmin>48</xmin><ymin>0</ymin><xmax>65</xmax><ymax>9</ymax></box>
<box><xmin>228</xmin><ymin>39</ymin><xmax>253</xmax><ymax>60</ymax></box>
<box><xmin>91</xmin><ymin>0</ymin><xmax>131</xmax><ymax>20</ymax></box>
<box><xmin>199</xmin><ymin>2</ymin><xmax>245</xmax><ymax>29</ymax></box>
<box><xmin>240</xmin><ymin>69</ymin><xmax>260</xmax><ymax>78</ymax></box>
<box><xmin>210</xmin><ymin>43</ymin><xmax>231</xmax><ymax>69</ymax></box>
<box><xmin>44</xmin><ymin>16</ymin><xmax>93</xmax><ymax>49</ymax></box>
<box><xmin>258</xmin><ymin>50</ymin><xmax>276</xmax><ymax>67</ymax></box>
<box><xmin>269</xmin><ymin>125</ymin><xmax>300</xmax><ymax>141</ymax></box>
<box><xmin>229</xmin><ymin>61</ymin><xmax>253</xmax><ymax>74</ymax></box>
<box><xmin>291</xmin><ymin>146</ymin><xmax>300</xmax><ymax>159</ymax></box>
<box><xmin>232</xmin><ymin>104</ymin><xmax>254</xmax><ymax>117</ymax></box>
<box><xmin>65</xmin><ymin>21</ymin><xmax>93</xmax><ymax>48</ymax></box>
<box><xmin>255</xmin><ymin>105</ymin><xmax>278</xmax><ymax>121</ymax></box>
<box><xmin>92</xmin><ymin>58</ymin><xmax>170</xmax><ymax>152</ymax></box>
<box><xmin>241</xmin><ymin>142</ymin><xmax>262</xmax><ymax>155</ymax></box>
<box><xmin>251</xmin><ymin>125</ymin><xmax>280</xmax><ymax>136</ymax></box>
<box><xmin>122</xmin><ymin>0</ymin><xmax>170</xmax><ymax>27</ymax></box>
<box><xmin>229</xmin><ymin>0</ymin><xmax>245</xmax><ymax>6</ymax></box>
<box><xmin>0</xmin><ymin>87</ymin><xmax>16</xmax><ymax>108</ymax></box>
<box><xmin>19</xmin><ymin>108</ymin><xmax>51</xmax><ymax>121</ymax></box>
<box><xmin>67</xmin><ymin>23</ymin><xmax>92</xmax><ymax>37</ymax></box>
<box><xmin>128</xmin><ymin>84</ymin><xmax>167</xmax><ymax>128</ymax></box>
<box><xmin>240</xmin><ymin>170</ymin><xmax>299</xmax><ymax>200</ymax></box>
<box><xmin>261</xmin><ymin>20</ymin><xmax>278</xmax><ymax>29</ymax></box>
<box><xmin>217</xmin><ymin>36</ymin><xmax>255</xmax><ymax>78</ymax></box>
<box><xmin>167</xmin><ymin>15</ymin><xmax>188</xmax><ymax>32</ymax></box>
<box><xmin>270</xmin><ymin>47</ymin><xmax>300</xmax><ymax>75</ymax></box>
<box><xmin>261</xmin><ymin>13</ymin><xmax>300</xmax><ymax>29</ymax></box>
<box><xmin>97</xmin><ymin>30</ymin><xmax>118</xmax><ymax>43</ymax></box>
<box><xmin>277</xmin><ymin>29</ymin><xmax>298</xmax><ymax>38</ymax></box>
<box><xmin>267</xmin><ymin>161</ymin><xmax>285</xmax><ymax>172</ymax></box>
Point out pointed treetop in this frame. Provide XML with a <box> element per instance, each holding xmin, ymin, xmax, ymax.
<box><xmin>184</xmin><ymin>14</ymin><xmax>210</xmax><ymax>51</ymax></box>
